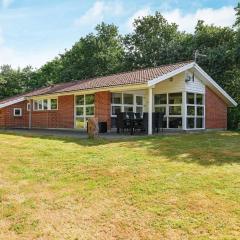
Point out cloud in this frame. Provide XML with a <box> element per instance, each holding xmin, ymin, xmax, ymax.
<box><xmin>74</xmin><ymin>1</ymin><xmax>124</xmax><ymax>28</ymax></box>
<box><xmin>162</xmin><ymin>6</ymin><xmax>236</xmax><ymax>33</ymax></box>
<box><xmin>1</xmin><ymin>0</ymin><xmax>13</xmax><ymax>8</ymax></box>
<box><xmin>127</xmin><ymin>7</ymin><xmax>151</xmax><ymax>31</ymax></box>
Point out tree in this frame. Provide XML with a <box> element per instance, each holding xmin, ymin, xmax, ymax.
<box><xmin>0</xmin><ymin>65</ymin><xmax>23</xmax><ymax>99</ymax></box>
<box><xmin>57</xmin><ymin>22</ymin><xmax>125</xmax><ymax>82</ymax></box>
<box><xmin>233</xmin><ymin>2</ymin><xmax>240</xmax><ymax>28</ymax></box>
<box><xmin>123</xmin><ymin>12</ymin><xmax>192</xmax><ymax>70</ymax></box>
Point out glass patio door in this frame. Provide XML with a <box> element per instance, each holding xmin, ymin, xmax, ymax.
<box><xmin>75</xmin><ymin>94</ymin><xmax>95</xmax><ymax>129</ymax></box>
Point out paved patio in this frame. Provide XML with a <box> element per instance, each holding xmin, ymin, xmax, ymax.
<box><xmin>0</xmin><ymin>128</ymin><xmax>189</xmax><ymax>139</ymax></box>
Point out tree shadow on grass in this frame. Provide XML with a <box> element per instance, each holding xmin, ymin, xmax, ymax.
<box><xmin>0</xmin><ymin>129</ymin><xmax>239</xmax><ymax>166</ymax></box>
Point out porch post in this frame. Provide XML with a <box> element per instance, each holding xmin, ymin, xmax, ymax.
<box><xmin>148</xmin><ymin>87</ymin><xmax>153</xmax><ymax>135</ymax></box>
<box><xmin>182</xmin><ymin>91</ymin><xmax>187</xmax><ymax>130</ymax></box>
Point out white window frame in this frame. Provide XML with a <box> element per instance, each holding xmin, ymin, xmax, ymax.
<box><xmin>13</xmin><ymin>108</ymin><xmax>22</xmax><ymax>117</ymax></box>
<box><xmin>111</xmin><ymin>93</ymin><xmax>144</xmax><ymax>117</ymax></box>
<box><xmin>27</xmin><ymin>103</ymin><xmax>31</xmax><ymax>111</ymax></box>
<box><xmin>75</xmin><ymin>94</ymin><xmax>95</xmax><ymax>129</ymax></box>
<box><xmin>154</xmin><ymin>92</ymin><xmax>183</xmax><ymax>129</ymax></box>
<box><xmin>186</xmin><ymin>92</ymin><xmax>205</xmax><ymax>130</ymax></box>
<box><xmin>33</xmin><ymin>98</ymin><xmax>58</xmax><ymax>111</ymax></box>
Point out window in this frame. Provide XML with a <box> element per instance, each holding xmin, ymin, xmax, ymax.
<box><xmin>155</xmin><ymin>106</ymin><xmax>166</xmax><ymax>114</ymax></box>
<box><xmin>111</xmin><ymin>93</ymin><xmax>143</xmax><ymax>117</ymax></box>
<box><xmin>33</xmin><ymin>98</ymin><xmax>58</xmax><ymax>111</ymax></box>
<box><xmin>154</xmin><ymin>92</ymin><xmax>182</xmax><ymax>129</ymax></box>
<box><xmin>136</xmin><ymin>96</ymin><xmax>143</xmax><ymax>105</ymax></box>
<box><xmin>112</xmin><ymin>93</ymin><xmax>122</xmax><ymax>104</ymax></box>
<box><xmin>124</xmin><ymin>106</ymin><xmax>133</xmax><ymax>112</ymax></box>
<box><xmin>75</xmin><ymin>94</ymin><xmax>95</xmax><ymax>129</ymax></box>
<box><xmin>111</xmin><ymin>93</ymin><xmax>144</xmax><ymax>127</ymax></box>
<box><xmin>50</xmin><ymin>99</ymin><xmax>58</xmax><ymax>110</ymax></box>
<box><xmin>186</xmin><ymin>92</ymin><xmax>204</xmax><ymax>129</ymax></box>
<box><xmin>169</xmin><ymin>92</ymin><xmax>182</xmax><ymax>104</ymax></box>
<box><xmin>27</xmin><ymin>103</ymin><xmax>31</xmax><ymax>111</ymax></box>
<box><xmin>187</xmin><ymin>93</ymin><xmax>195</xmax><ymax>104</ymax></box>
<box><xmin>169</xmin><ymin>117</ymin><xmax>182</xmax><ymax>128</ymax></box>
<box><xmin>43</xmin><ymin>99</ymin><xmax>48</xmax><ymax>110</ymax></box>
<box><xmin>123</xmin><ymin>94</ymin><xmax>133</xmax><ymax>105</ymax></box>
<box><xmin>169</xmin><ymin>106</ymin><xmax>181</xmax><ymax>115</ymax></box>
<box><xmin>13</xmin><ymin>108</ymin><xmax>22</xmax><ymax>117</ymax></box>
<box><xmin>112</xmin><ymin>106</ymin><xmax>121</xmax><ymax>115</ymax></box>
<box><xmin>85</xmin><ymin>94</ymin><xmax>94</xmax><ymax>105</ymax></box>
<box><xmin>154</xmin><ymin>94</ymin><xmax>167</xmax><ymax>105</ymax></box>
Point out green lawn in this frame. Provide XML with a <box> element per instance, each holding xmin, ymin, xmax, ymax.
<box><xmin>0</xmin><ymin>131</ymin><xmax>239</xmax><ymax>240</ymax></box>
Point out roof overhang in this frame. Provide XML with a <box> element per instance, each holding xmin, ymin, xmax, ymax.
<box><xmin>148</xmin><ymin>62</ymin><xmax>237</xmax><ymax>107</ymax></box>
<box><xmin>0</xmin><ymin>97</ymin><xmax>25</xmax><ymax>109</ymax></box>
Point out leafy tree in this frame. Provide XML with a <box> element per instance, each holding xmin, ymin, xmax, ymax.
<box><xmin>193</xmin><ymin>21</ymin><xmax>236</xmax><ymax>87</ymax></box>
<box><xmin>0</xmin><ymin>65</ymin><xmax>24</xmax><ymax>99</ymax></box>
<box><xmin>123</xmin><ymin>12</ymin><xmax>192</xmax><ymax>70</ymax></box>
<box><xmin>58</xmin><ymin>22</ymin><xmax>124</xmax><ymax>82</ymax></box>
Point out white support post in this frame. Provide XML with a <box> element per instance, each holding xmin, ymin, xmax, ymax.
<box><xmin>148</xmin><ymin>87</ymin><xmax>153</xmax><ymax>135</ymax></box>
<box><xmin>182</xmin><ymin>91</ymin><xmax>187</xmax><ymax>130</ymax></box>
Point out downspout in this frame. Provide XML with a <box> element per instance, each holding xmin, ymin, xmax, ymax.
<box><xmin>29</xmin><ymin>99</ymin><xmax>32</xmax><ymax>129</ymax></box>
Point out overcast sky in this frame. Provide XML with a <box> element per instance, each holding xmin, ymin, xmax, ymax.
<box><xmin>0</xmin><ymin>0</ymin><xmax>237</xmax><ymax>68</ymax></box>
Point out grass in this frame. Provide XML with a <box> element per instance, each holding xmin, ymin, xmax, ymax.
<box><xmin>0</xmin><ymin>131</ymin><xmax>239</xmax><ymax>239</ymax></box>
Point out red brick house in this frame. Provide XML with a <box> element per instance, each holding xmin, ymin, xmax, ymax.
<box><xmin>0</xmin><ymin>61</ymin><xmax>237</xmax><ymax>134</ymax></box>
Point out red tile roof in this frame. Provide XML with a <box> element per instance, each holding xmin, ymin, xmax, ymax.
<box><xmin>26</xmin><ymin>61</ymin><xmax>193</xmax><ymax>97</ymax></box>
<box><xmin>0</xmin><ymin>61</ymin><xmax>193</xmax><ymax>105</ymax></box>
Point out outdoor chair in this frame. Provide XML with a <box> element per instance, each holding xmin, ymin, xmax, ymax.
<box><xmin>116</xmin><ymin>112</ymin><xmax>127</xmax><ymax>133</ymax></box>
<box><xmin>155</xmin><ymin>112</ymin><xmax>165</xmax><ymax>133</ymax></box>
<box><xmin>134</xmin><ymin>112</ymin><xmax>144</xmax><ymax>132</ymax></box>
<box><xmin>143</xmin><ymin>112</ymin><xmax>156</xmax><ymax>133</ymax></box>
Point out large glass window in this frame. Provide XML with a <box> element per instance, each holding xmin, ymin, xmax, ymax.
<box><xmin>111</xmin><ymin>93</ymin><xmax>143</xmax><ymax>117</ymax></box>
<box><xmin>154</xmin><ymin>94</ymin><xmax>167</xmax><ymax>105</ymax></box>
<box><xmin>33</xmin><ymin>98</ymin><xmax>58</xmax><ymax>111</ymax></box>
<box><xmin>123</xmin><ymin>94</ymin><xmax>133</xmax><ymax>105</ymax></box>
<box><xmin>169</xmin><ymin>93</ymin><xmax>182</xmax><ymax>104</ymax></box>
<box><xmin>186</xmin><ymin>92</ymin><xmax>204</xmax><ymax>129</ymax></box>
<box><xmin>154</xmin><ymin>92</ymin><xmax>182</xmax><ymax>129</ymax></box>
<box><xmin>75</xmin><ymin>94</ymin><xmax>95</xmax><ymax>129</ymax></box>
<box><xmin>169</xmin><ymin>106</ymin><xmax>181</xmax><ymax>115</ymax></box>
<box><xmin>169</xmin><ymin>117</ymin><xmax>182</xmax><ymax>128</ymax></box>
<box><xmin>112</xmin><ymin>93</ymin><xmax>122</xmax><ymax>104</ymax></box>
<box><xmin>111</xmin><ymin>93</ymin><xmax>144</xmax><ymax>127</ymax></box>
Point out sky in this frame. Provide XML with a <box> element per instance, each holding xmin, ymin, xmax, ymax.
<box><xmin>0</xmin><ymin>0</ymin><xmax>238</xmax><ymax>68</ymax></box>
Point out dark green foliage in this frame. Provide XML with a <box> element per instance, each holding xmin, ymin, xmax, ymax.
<box><xmin>0</xmin><ymin>10</ymin><xmax>239</xmax><ymax>129</ymax></box>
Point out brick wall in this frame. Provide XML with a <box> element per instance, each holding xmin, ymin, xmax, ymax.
<box><xmin>0</xmin><ymin>109</ymin><xmax>5</xmax><ymax>127</ymax></box>
<box><xmin>0</xmin><ymin>95</ymin><xmax>75</xmax><ymax>129</ymax></box>
<box><xmin>205</xmin><ymin>87</ymin><xmax>228</xmax><ymax>129</ymax></box>
<box><xmin>0</xmin><ymin>89</ymin><xmax>229</xmax><ymax>130</ymax></box>
<box><xmin>1</xmin><ymin>101</ymin><xmax>29</xmax><ymax>128</ymax></box>
<box><xmin>95</xmin><ymin>91</ymin><xmax>111</xmax><ymax>129</ymax></box>
<box><xmin>57</xmin><ymin>95</ymin><xmax>74</xmax><ymax>128</ymax></box>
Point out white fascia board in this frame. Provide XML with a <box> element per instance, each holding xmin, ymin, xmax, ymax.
<box><xmin>194</xmin><ymin>64</ymin><xmax>237</xmax><ymax>107</ymax></box>
<box><xmin>148</xmin><ymin>62</ymin><xmax>195</xmax><ymax>87</ymax></box>
<box><xmin>0</xmin><ymin>97</ymin><xmax>25</xmax><ymax>109</ymax></box>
